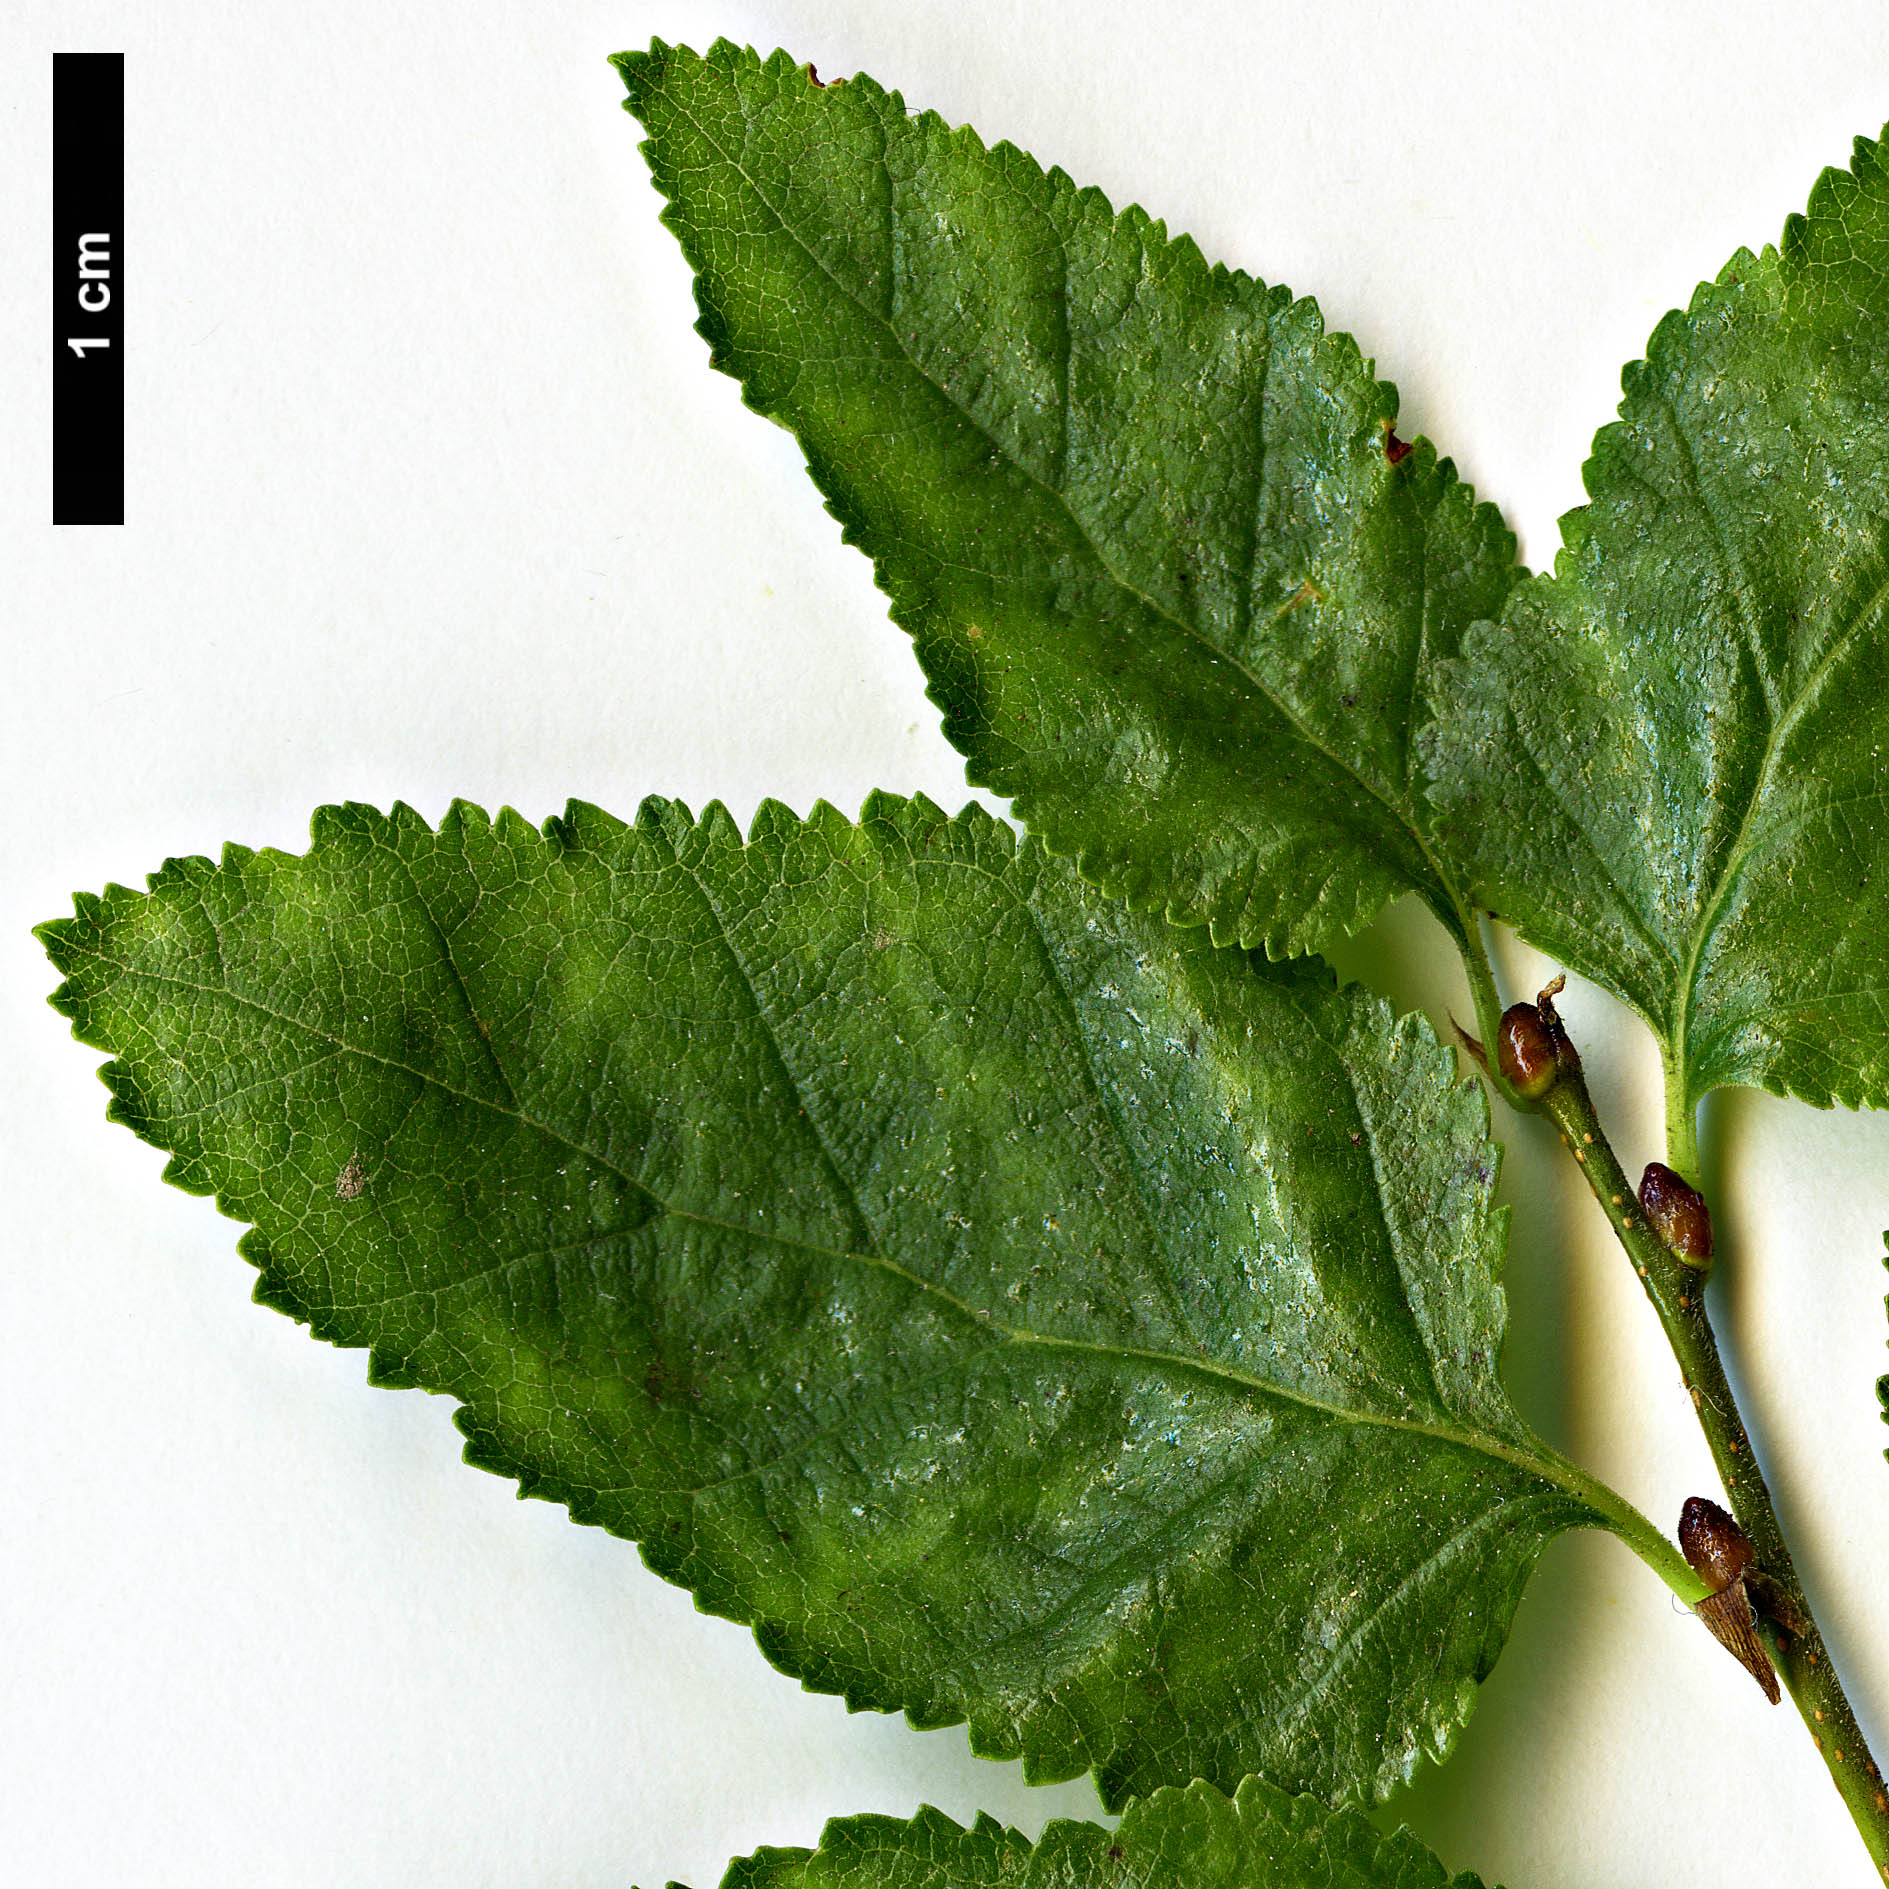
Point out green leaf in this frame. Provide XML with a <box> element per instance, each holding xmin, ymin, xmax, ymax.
<box><xmin>615</xmin><ymin>41</ymin><xmax>1518</xmax><ymax>959</ymax></box>
<box><xmin>41</xmin><ymin>793</ymin><xmax>1628</xmax><ymax>1809</ymax></box>
<box><xmin>700</xmin><ymin>1777</ymin><xmax>1492</xmax><ymax>1889</ymax></box>
<box><xmin>1425</xmin><ymin>128</ymin><xmax>1889</xmax><ymax>1116</ymax></box>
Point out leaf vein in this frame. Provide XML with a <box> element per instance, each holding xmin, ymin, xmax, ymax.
<box><xmin>91</xmin><ymin>949</ymin><xmax>1585</xmax><ymax>1496</ymax></box>
<box><xmin>663</xmin><ymin>83</ymin><xmax>1464</xmax><ymax>911</ymax></box>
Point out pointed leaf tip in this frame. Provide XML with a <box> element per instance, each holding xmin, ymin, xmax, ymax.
<box><xmin>620</xmin><ymin>39</ymin><xmax>1520</xmax><ymax>960</ymax></box>
<box><xmin>1426</xmin><ymin>122</ymin><xmax>1889</xmax><ymax>1115</ymax></box>
<box><xmin>44</xmin><ymin>794</ymin><xmax>1615</xmax><ymax>1809</ymax></box>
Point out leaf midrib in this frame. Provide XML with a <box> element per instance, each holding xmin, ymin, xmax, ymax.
<box><xmin>1655</xmin><ymin>383</ymin><xmax>1783</xmax><ymax>727</ymax></box>
<box><xmin>1670</xmin><ymin>562</ymin><xmax>1889</xmax><ymax>1094</ymax></box>
<box><xmin>79</xmin><ymin>936</ymin><xmax>1584</xmax><ymax>1501</ymax></box>
<box><xmin>661</xmin><ymin>73</ymin><xmax>1473</xmax><ymax>935</ymax></box>
<box><xmin>1264</xmin><ymin>1488</ymin><xmax>1570</xmax><ymax>1742</ymax></box>
<box><xmin>894</xmin><ymin>837</ymin><xmax>1451</xmax><ymax>1409</ymax></box>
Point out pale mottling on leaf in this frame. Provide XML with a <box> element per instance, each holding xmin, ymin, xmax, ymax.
<box><xmin>616</xmin><ymin>37</ymin><xmax>1519</xmax><ymax>962</ymax></box>
<box><xmin>1425</xmin><ymin>124</ymin><xmax>1889</xmax><ymax>1116</ymax></box>
<box><xmin>42</xmin><ymin>792</ymin><xmax>1601</xmax><ymax>1811</ymax></box>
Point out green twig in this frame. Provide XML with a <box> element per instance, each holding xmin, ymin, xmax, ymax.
<box><xmin>1524</xmin><ymin>999</ymin><xmax>1889</xmax><ymax>1880</ymax></box>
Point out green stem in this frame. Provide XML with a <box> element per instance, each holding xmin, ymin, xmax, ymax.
<box><xmin>1541</xmin><ymin>1053</ymin><xmax>1889</xmax><ymax>1880</ymax></box>
<box><xmin>1542</xmin><ymin>1448</ymin><xmax>1705</xmax><ymax>1605</ymax></box>
<box><xmin>1452</xmin><ymin>905</ymin><xmax>1528</xmax><ymax>1112</ymax></box>
<box><xmin>1662</xmin><ymin>1043</ymin><xmax>1703</xmax><ymax>1188</ymax></box>
<box><xmin>1460</xmin><ymin>912</ymin><xmax>1509</xmax><ymax>1069</ymax></box>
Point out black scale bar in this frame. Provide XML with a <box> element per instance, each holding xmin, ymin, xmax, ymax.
<box><xmin>53</xmin><ymin>54</ymin><xmax>123</xmax><ymax>525</ymax></box>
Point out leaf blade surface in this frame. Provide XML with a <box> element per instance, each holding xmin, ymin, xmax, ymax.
<box><xmin>707</xmin><ymin>1778</ymin><xmax>1491</xmax><ymax>1889</ymax></box>
<box><xmin>43</xmin><ymin>794</ymin><xmax>1603</xmax><ymax>1806</ymax></box>
<box><xmin>1426</xmin><ymin>129</ymin><xmax>1889</xmax><ymax>1112</ymax></box>
<box><xmin>618</xmin><ymin>40</ymin><xmax>1519</xmax><ymax>956</ymax></box>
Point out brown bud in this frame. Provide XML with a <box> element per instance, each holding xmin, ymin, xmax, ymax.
<box><xmin>1680</xmin><ymin>1498</ymin><xmax>1779</xmax><ymax>1702</ymax></box>
<box><xmin>1497</xmin><ymin>1003</ymin><xmax>1559</xmax><ymax>1099</ymax></box>
<box><xmin>1640</xmin><ymin>1162</ymin><xmax>1714</xmax><ymax>1268</ymax></box>
<box><xmin>1694</xmin><ymin>1583</ymin><xmax>1782</xmax><ymax>1703</ymax></box>
<box><xmin>1679</xmin><ymin>1496</ymin><xmax>1755</xmax><ymax>1590</ymax></box>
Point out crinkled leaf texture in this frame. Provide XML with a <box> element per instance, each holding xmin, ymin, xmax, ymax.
<box><xmin>41</xmin><ymin>794</ymin><xmax>1608</xmax><ymax>1809</ymax></box>
<box><xmin>698</xmin><ymin>1777</ymin><xmax>1490</xmax><ymax>1889</ymax></box>
<box><xmin>616</xmin><ymin>41</ymin><xmax>1516</xmax><ymax>959</ymax></box>
<box><xmin>1426</xmin><ymin>128</ymin><xmax>1889</xmax><ymax>1115</ymax></box>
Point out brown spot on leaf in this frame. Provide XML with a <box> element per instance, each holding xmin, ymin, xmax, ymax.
<box><xmin>645</xmin><ymin>1353</ymin><xmax>687</xmax><ymax>1405</ymax></box>
<box><xmin>1274</xmin><ymin>577</ymin><xmax>1321</xmax><ymax>619</ymax></box>
<box><xmin>806</xmin><ymin>63</ymin><xmax>825</xmax><ymax>87</ymax></box>
<box><xmin>1384</xmin><ymin>427</ymin><xmax>1413</xmax><ymax>465</ymax></box>
<box><xmin>335</xmin><ymin>1155</ymin><xmax>367</xmax><ymax>1201</ymax></box>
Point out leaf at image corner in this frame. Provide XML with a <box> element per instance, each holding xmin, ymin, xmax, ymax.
<box><xmin>1426</xmin><ymin>126</ymin><xmax>1889</xmax><ymax>1118</ymax></box>
<box><xmin>41</xmin><ymin>793</ymin><xmax>1606</xmax><ymax>1809</ymax></box>
<box><xmin>703</xmin><ymin>1776</ymin><xmax>1494</xmax><ymax>1889</ymax></box>
<box><xmin>616</xmin><ymin>39</ymin><xmax>1518</xmax><ymax>960</ymax></box>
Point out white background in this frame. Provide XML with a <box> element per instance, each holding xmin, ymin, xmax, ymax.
<box><xmin>6</xmin><ymin>3</ymin><xmax>1889</xmax><ymax>1884</ymax></box>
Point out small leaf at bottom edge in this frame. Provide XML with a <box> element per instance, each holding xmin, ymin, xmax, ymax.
<box><xmin>691</xmin><ymin>1778</ymin><xmax>1493</xmax><ymax>1889</ymax></box>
